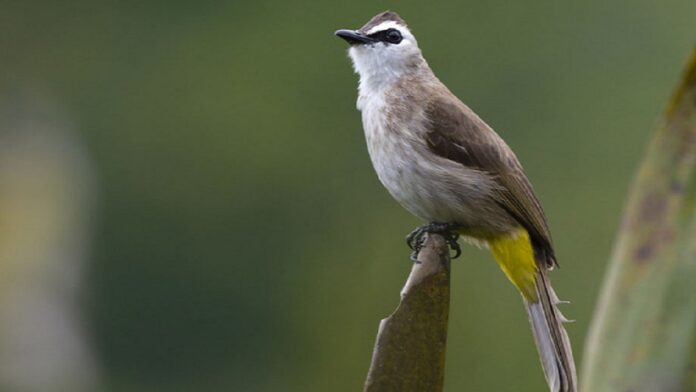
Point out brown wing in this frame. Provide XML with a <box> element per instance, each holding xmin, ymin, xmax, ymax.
<box><xmin>425</xmin><ymin>95</ymin><xmax>557</xmax><ymax>267</ymax></box>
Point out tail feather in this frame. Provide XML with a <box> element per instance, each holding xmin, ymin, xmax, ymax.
<box><xmin>488</xmin><ymin>230</ymin><xmax>577</xmax><ymax>391</ymax></box>
<box><xmin>525</xmin><ymin>269</ymin><xmax>577</xmax><ymax>392</ymax></box>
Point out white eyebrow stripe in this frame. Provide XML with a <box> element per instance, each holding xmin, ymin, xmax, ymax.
<box><xmin>365</xmin><ymin>21</ymin><xmax>406</xmax><ymax>35</ymax></box>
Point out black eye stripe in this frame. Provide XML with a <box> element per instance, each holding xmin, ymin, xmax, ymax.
<box><xmin>367</xmin><ymin>28</ymin><xmax>403</xmax><ymax>44</ymax></box>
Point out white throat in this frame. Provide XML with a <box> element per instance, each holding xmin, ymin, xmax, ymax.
<box><xmin>351</xmin><ymin>48</ymin><xmax>411</xmax><ymax>102</ymax></box>
<box><xmin>345</xmin><ymin>21</ymin><xmax>426</xmax><ymax>110</ymax></box>
<box><xmin>349</xmin><ymin>48</ymin><xmax>428</xmax><ymax>111</ymax></box>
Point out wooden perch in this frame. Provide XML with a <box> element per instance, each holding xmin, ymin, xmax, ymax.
<box><xmin>364</xmin><ymin>234</ymin><xmax>451</xmax><ymax>392</ymax></box>
<box><xmin>581</xmin><ymin>48</ymin><xmax>696</xmax><ymax>391</ymax></box>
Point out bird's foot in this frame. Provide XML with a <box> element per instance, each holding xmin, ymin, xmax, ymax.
<box><xmin>406</xmin><ymin>222</ymin><xmax>462</xmax><ymax>262</ymax></box>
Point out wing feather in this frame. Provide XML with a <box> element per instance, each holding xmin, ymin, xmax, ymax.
<box><xmin>424</xmin><ymin>95</ymin><xmax>556</xmax><ymax>267</ymax></box>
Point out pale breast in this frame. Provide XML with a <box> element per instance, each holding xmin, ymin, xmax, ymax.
<box><xmin>359</xmin><ymin>93</ymin><xmax>514</xmax><ymax>233</ymax></box>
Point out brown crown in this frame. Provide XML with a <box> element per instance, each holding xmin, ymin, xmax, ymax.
<box><xmin>359</xmin><ymin>11</ymin><xmax>407</xmax><ymax>34</ymax></box>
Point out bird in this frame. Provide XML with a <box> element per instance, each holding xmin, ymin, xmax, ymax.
<box><xmin>335</xmin><ymin>11</ymin><xmax>577</xmax><ymax>392</ymax></box>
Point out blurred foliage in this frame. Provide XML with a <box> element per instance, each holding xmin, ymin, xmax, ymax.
<box><xmin>0</xmin><ymin>1</ymin><xmax>694</xmax><ymax>391</ymax></box>
<box><xmin>0</xmin><ymin>91</ymin><xmax>99</xmax><ymax>391</ymax></box>
<box><xmin>582</xmin><ymin>50</ymin><xmax>696</xmax><ymax>392</ymax></box>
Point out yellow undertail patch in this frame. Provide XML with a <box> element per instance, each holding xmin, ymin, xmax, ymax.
<box><xmin>488</xmin><ymin>229</ymin><xmax>539</xmax><ymax>301</ymax></box>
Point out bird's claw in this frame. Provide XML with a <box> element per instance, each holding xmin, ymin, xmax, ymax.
<box><xmin>405</xmin><ymin>222</ymin><xmax>462</xmax><ymax>262</ymax></box>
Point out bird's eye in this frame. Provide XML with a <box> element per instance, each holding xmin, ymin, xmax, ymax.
<box><xmin>385</xmin><ymin>29</ymin><xmax>402</xmax><ymax>44</ymax></box>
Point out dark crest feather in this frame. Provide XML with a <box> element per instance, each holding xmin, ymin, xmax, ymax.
<box><xmin>359</xmin><ymin>11</ymin><xmax>407</xmax><ymax>34</ymax></box>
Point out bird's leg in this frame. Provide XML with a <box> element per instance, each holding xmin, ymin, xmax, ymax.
<box><xmin>406</xmin><ymin>222</ymin><xmax>462</xmax><ymax>262</ymax></box>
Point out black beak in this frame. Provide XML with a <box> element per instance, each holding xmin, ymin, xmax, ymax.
<box><xmin>335</xmin><ymin>29</ymin><xmax>375</xmax><ymax>45</ymax></box>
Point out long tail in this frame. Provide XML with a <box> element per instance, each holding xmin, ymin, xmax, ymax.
<box><xmin>489</xmin><ymin>230</ymin><xmax>577</xmax><ymax>392</ymax></box>
<box><xmin>525</xmin><ymin>268</ymin><xmax>577</xmax><ymax>392</ymax></box>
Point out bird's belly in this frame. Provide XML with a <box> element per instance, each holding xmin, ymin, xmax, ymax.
<box><xmin>365</xmin><ymin>128</ymin><xmax>514</xmax><ymax>234</ymax></box>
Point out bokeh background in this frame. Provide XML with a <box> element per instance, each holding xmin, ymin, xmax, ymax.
<box><xmin>1</xmin><ymin>1</ymin><xmax>694</xmax><ymax>391</ymax></box>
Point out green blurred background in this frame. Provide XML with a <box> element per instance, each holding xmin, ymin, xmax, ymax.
<box><xmin>0</xmin><ymin>1</ymin><xmax>694</xmax><ymax>391</ymax></box>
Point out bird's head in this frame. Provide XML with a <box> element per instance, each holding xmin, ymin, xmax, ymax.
<box><xmin>335</xmin><ymin>11</ymin><xmax>425</xmax><ymax>90</ymax></box>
